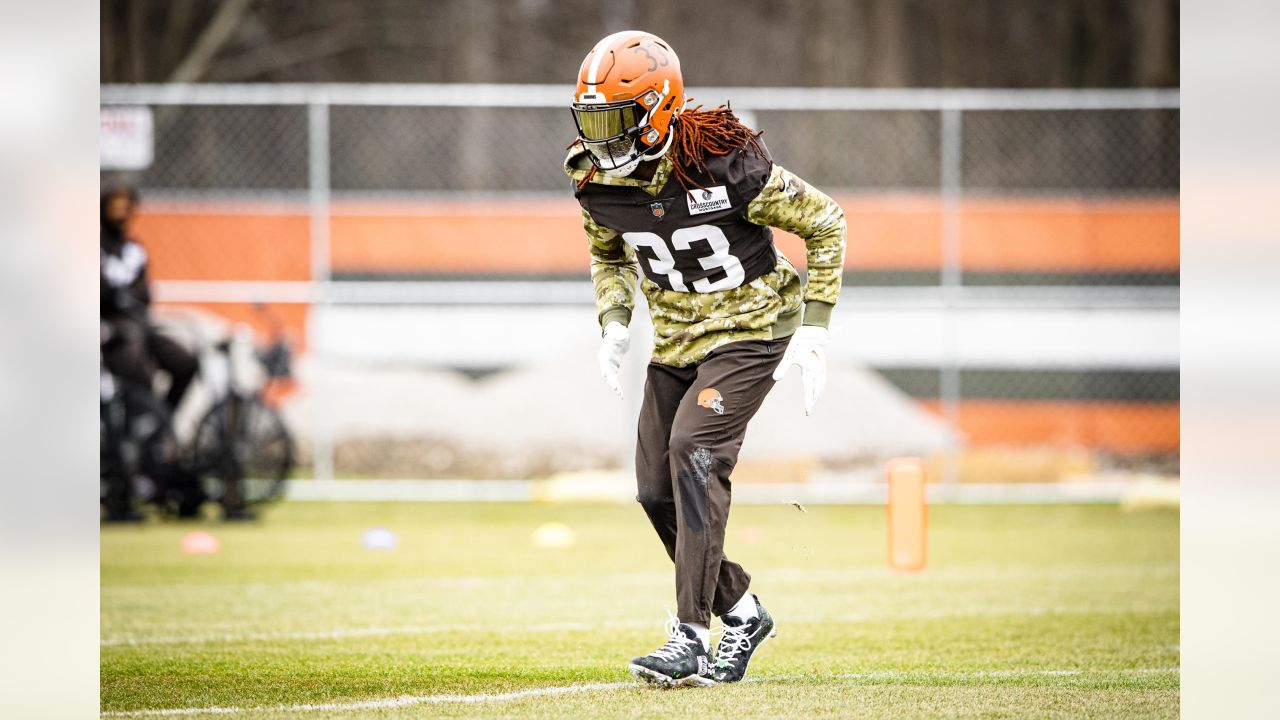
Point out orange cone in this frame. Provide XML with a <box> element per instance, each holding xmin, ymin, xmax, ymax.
<box><xmin>180</xmin><ymin>531</ymin><xmax>221</xmax><ymax>556</ymax></box>
<box><xmin>886</xmin><ymin>458</ymin><xmax>927</xmax><ymax>571</ymax></box>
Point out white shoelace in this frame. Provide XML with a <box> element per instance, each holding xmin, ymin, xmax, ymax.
<box><xmin>715</xmin><ymin>623</ymin><xmax>752</xmax><ymax>667</ymax></box>
<box><xmin>648</xmin><ymin>616</ymin><xmax>699</xmax><ymax>662</ymax></box>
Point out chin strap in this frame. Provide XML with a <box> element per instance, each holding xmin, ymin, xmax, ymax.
<box><xmin>602</xmin><ymin>156</ymin><xmax>642</xmax><ymax>178</ymax></box>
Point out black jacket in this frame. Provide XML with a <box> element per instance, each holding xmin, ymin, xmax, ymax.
<box><xmin>100</xmin><ymin>190</ymin><xmax>151</xmax><ymax>322</ymax></box>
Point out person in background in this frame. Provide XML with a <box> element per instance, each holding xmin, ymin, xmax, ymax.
<box><xmin>100</xmin><ymin>185</ymin><xmax>198</xmax><ymax>412</ymax></box>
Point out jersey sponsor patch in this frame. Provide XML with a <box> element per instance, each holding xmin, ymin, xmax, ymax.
<box><xmin>686</xmin><ymin>185</ymin><xmax>731</xmax><ymax>215</ymax></box>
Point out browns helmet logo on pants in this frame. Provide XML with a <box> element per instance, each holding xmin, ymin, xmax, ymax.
<box><xmin>697</xmin><ymin>387</ymin><xmax>724</xmax><ymax>415</ymax></box>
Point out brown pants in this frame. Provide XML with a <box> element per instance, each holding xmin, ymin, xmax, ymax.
<box><xmin>635</xmin><ymin>337</ymin><xmax>789</xmax><ymax>625</ymax></box>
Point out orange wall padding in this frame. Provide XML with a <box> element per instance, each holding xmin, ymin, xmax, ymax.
<box><xmin>327</xmin><ymin>196</ymin><xmax>1178</xmax><ymax>274</ymax></box>
<box><xmin>133</xmin><ymin>210</ymin><xmax>310</xmax><ymax>281</ymax></box>
<box><xmin>958</xmin><ymin>198</ymin><xmax>1180</xmax><ymax>271</ymax></box>
<box><xmin>132</xmin><ymin>194</ymin><xmax>1178</xmax><ymax>280</ymax></box>
<box><xmin>919</xmin><ymin>400</ymin><xmax>1180</xmax><ymax>453</ymax></box>
<box><xmin>328</xmin><ymin>200</ymin><xmax>587</xmax><ymax>274</ymax></box>
<box><xmin>133</xmin><ymin>196</ymin><xmax>1178</xmax><ymax>453</ymax></box>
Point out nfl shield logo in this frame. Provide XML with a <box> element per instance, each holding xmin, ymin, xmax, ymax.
<box><xmin>650</xmin><ymin>202</ymin><xmax>665</xmax><ymax>219</ymax></box>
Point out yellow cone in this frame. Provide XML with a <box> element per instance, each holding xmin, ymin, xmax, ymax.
<box><xmin>531</xmin><ymin>522</ymin><xmax>576</xmax><ymax>549</ymax></box>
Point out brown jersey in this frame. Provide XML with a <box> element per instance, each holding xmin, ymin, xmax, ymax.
<box><xmin>566</xmin><ymin>136</ymin><xmax>846</xmax><ymax>367</ymax></box>
<box><xmin>574</xmin><ymin>143</ymin><xmax>777</xmax><ymax>294</ymax></box>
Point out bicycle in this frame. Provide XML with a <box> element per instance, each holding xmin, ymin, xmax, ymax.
<box><xmin>186</xmin><ymin>320</ymin><xmax>296</xmax><ymax>518</ymax></box>
<box><xmin>100</xmin><ymin>307</ymin><xmax>296</xmax><ymax>522</ymax></box>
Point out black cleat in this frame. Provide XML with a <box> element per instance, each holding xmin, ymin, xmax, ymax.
<box><xmin>629</xmin><ymin>619</ymin><xmax>716</xmax><ymax>688</ymax></box>
<box><xmin>711</xmin><ymin>594</ymin><xmax>777</xmax><ymax>683</ymax></box>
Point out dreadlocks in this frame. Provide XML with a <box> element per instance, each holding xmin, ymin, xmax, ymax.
<box><xmin>571</xmin><ymin>103</ymin><xmax>765</xmax><ymax>192</ymax></box>
<box><xmin>668</xmin><ymin>103</ymin><xmax>766</xmax><ymax>192</ymax></box>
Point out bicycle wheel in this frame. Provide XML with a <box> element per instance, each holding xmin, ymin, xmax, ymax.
<box><xmin>191</xmin><ymin>395</ymin><xmax>294</xmax><ymax>506</ymax></box>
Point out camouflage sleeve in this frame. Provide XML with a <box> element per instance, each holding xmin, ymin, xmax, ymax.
<box><xmin>745</xmin><ymin>164</ymin><xmax>847</xmax><ymax>328</ymax></box>
<box><xmin>583</xmin><ymin>207</ymin><xmax>638</xmax><ymax>331</ymax></box>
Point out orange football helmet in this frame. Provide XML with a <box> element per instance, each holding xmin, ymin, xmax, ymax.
<box><xmin>571</xmin><ymin>31</ymin><xmax>685</xmax><ymax>175</ymax></box>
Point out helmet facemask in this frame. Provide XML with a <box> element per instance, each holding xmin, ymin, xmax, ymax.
<box><xmin>572</xmin><ymin>87</ymin><xmax>672</xmax><ymax>175</ymax></box>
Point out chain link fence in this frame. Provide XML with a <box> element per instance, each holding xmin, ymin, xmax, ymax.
<box><xmin>101</xmin><ymin>85</ymin><xmax>1179</xmax><ymax>484</ymax></box>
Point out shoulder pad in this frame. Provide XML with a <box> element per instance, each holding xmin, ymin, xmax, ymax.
<box><xmin>564</xmin><ymin>143</ymin><xmax>595</xmax><ymax>182</ymax></box>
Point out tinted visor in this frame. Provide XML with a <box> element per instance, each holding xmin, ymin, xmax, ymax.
<box><xmin>571</xmin><ymin>102</ymin><xmax>641</xmax><ymax>142</ymax></box>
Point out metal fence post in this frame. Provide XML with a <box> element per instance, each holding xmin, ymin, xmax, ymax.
<box><xmin>939</xmin><ymin>104</ymin><xmax>963</xmax><ymax>483</ymax></box>
<box><xmin>308</xmin><ymin>97</ymin><xmax>334</xmax><ymax>486</ymax></box>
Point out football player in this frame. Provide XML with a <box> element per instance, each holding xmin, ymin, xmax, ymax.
<box><xmin>565</xmin><ymin>31</ymin><xmax>846</xmax><ymax>687</ymax></box>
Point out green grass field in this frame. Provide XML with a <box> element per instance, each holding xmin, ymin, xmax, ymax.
<box><xmin>101</xmin><ymin>501</ymin><xmax>1178</xmax><ymax>718</ymax></box>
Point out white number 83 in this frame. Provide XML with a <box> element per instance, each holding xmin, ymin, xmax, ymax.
<box><xmin>622</xmin><ymin>225</ymin><xmax>746</xmax><ymax>293</ymax></box>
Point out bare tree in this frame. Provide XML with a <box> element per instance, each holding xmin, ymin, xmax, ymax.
<box><xmin>100</xmin><ymin>0</ymin><xmax>1179</xmax><ymax>88</ymax></box>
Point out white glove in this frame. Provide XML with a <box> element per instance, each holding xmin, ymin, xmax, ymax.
<box><xmin>772</xmin><ymin>326</ymin><xmax>829</xmax><ymax>416</ymax></box>
<box><xmin>598</xmin><ymin>321</ymin><xmax>630</xmax><ymax>399</ymax></box>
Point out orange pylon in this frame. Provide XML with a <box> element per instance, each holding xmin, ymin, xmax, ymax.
<box><xmin>887</xmin><ymin>457</ymin><xmax>928</xmax><ymax>571</ymax></box>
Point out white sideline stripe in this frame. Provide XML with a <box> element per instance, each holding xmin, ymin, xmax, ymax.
<box><xmin>103</xmin><ymin>562</ymin><xmax>1178</xmax><ymax>595</ymax></box>
<box><xmin>102</xmin><ymin>619</ymin><xmax>651</xmax><ymax>647</ymax></box>
<box><xmin>100</xmin><ymin>682</ymin><xmax>633</xmax><ymax>718</ymax></box>
<box><xmin>103</xmin><ymin>603</ymin><xmax>1177</xmax><ymax>648</ymax></box>
<box><xmin>99</xmin><ymin>668</ymin><xmax>1179</xmax><ymax>718</ymax></box>
<box><xmin>750</xmin><ymin>667</ymin><xmax>1180</xmax><ymax>684</ymax></box>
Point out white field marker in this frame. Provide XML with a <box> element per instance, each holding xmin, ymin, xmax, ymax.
<box><xmin>101</xmin><ymin>668</ymin><xmax>1180</xmax><ymax>718</ymax></box>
